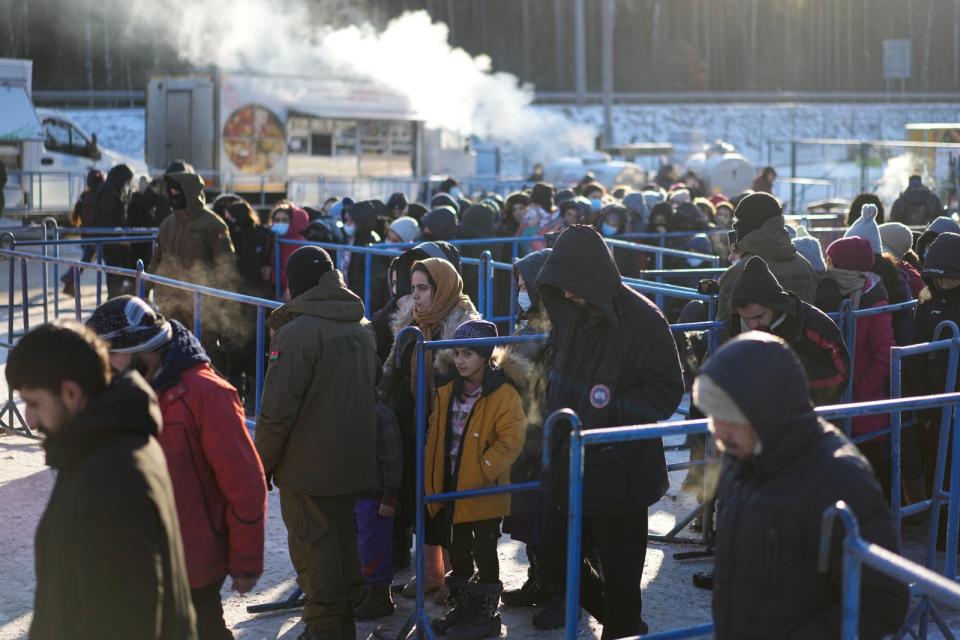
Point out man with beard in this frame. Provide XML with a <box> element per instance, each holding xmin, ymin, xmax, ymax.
<box><xmin>729</xmin><ymin>256</ymin><xmax>850</xmax><ymax>405</ymax></box>
<box><xmin>87</xmin><ymin>296</ymin><xmax>266</xmax><ymax>640</ymax></box>
<box><xmin>6</xmin><ymin>321</ymin><xmax>197</xmax><ymax>639</ymax></box>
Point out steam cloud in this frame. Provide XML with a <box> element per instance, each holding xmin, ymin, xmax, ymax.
<box><xmin>134</xmin><ymin>1</ymin><xmax>595</xmax><ymax>162</ymax></box>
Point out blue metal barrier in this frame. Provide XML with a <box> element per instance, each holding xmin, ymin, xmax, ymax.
<box><xmin>556</xmin><ymin>392</ymin><xmax>960</xmax><ymax>639</ymax></box>
<box><xmin>820</xmin><ymin>501</ymin><xmax>960</xmax><ymax>640</ymax></box>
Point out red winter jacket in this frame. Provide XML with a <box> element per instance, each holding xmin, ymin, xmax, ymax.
<box><xmin>156</xmin><ymin>361</ymin><xmax>267</xmax><ymax>589</ymax></box>
<box><xmin>851</xmin><ymin>278</ymin><xmax>895</xmax><ymax>437</ymax></box>
<box><xmin>899</xmin><ymin>261</ymin><xmax>925</xmax><ymax>299</ymax></box>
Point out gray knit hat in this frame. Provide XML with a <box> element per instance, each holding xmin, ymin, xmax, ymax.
<box><xmin>879</xmin><ymin>222</ymin><xmax>913</xmax><ymax>259</ymax></box>
<box><xmin>792</xmin><ymin>226</ymin><xmax>826</xmax><ymax>273</ymax></box>
<box><xmin>844</xmin><ymin>203</ymin><xmax>882</xmax><ymax>254</ymax></box>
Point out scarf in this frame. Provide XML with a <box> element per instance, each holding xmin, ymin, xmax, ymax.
<box><xmin>821</xmin><ymin>268</ymin><xmax>868</xmax><ymax>310</ymax></box>
<box><xmin>410</xmin><ymin>257</ymin><xmax>473</xmax><ymax>396</ymax></box>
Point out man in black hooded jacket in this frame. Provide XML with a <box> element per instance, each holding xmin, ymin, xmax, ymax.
<box><xmin>694</xmin><ymin>332</ymin><xmax>908</xmax><ymax>639</ymax></box>
<box><xmin>6</xmin><ymin>321</ymin><xmax>196</xmax><ymax>640</ymax></box>
<box><xmin>730</xmin><ymin>256</ymin><xmax>850</xmax><ymax>405</ymax></box>
<box><xmin>93</xmin><ymin>163</ymin><xmax>135</xmax><ymax>297</ymax></box>
<box><xmin>535</xmin><ymin>225</ymin><xmax>685</xmax><ymax>638</ymax></box>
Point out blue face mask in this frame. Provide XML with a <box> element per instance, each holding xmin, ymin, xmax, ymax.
<box><xmin>517</xmin><ymin>290</ymin><xmax>532</xmax><ymax>312</ymax></box>
<box><xmin>590</xmin><ymin>198</ymin><xmax>603</xmax><ymax>212</ymax></box>
<box><xmin>601</xmin><ymin>223</ymin><xmax>618</xmax><ymax>237</ymax></box>
<box><xmin>271</xmin><ymin>223</ymin><xmax>289</xmax><ymax>236</ymax></box>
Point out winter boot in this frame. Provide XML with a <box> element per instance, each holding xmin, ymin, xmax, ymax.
<box><xmin>354</xmin><ymin>585</ymin><xmax>396</xmax><ymax>620</ymax></box>
<box><xmin>502</xmin><ymin>553</ymin><xmax>551</xmax><ymax>607</ymax></box>
<box><xmin>430</xmin><ymin>575</ymin><xmax>473</xmax><ymax>635</ymax></box>
<box><xmin>447</xmin><ymin>582</ymin><xmax>503</xmax><ymax>640</ymax></box>
<box><xmin>692</xmin><ymin>569</ymin><xmax>714</xmax><ymax>591</ymax></box>
<box><xmin>532</xmin><ymin>597</ymin><xmax>571</xmax><ymax>630</ymax></box>
<box><xmin>401</xmin><ymin>544</ymin><xmax>447</xmax><ymax>599</ymax></box>
<box><xmin>61</xmin><ymin>270</ymin><xmax>76</xmax><ymax>297</ymax></box>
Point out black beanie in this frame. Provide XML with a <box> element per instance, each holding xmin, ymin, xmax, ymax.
<box><xmin>731</xmin><ymin>255</ymin><xmax>793</xmax><ymax>318</ymax></box>
<box><xmin>286</xmin><ymin>246</ymin><xmax>334</xmax><ymax>298</ymax></box>
<box><xmin>733</xmin><ymin>192</ymin><xmax>782</xmax><ymax>242</ymax></box>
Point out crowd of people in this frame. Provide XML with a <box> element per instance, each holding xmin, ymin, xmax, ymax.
<box><xmin>8</xmin><ymin>157</ymin><xmax>960</xmax><ymax>640</ymax></box>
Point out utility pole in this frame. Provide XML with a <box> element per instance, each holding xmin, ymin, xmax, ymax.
<box><xmin>574</xmin><ymin>0</ymin><xmax>586</xmax><ymax>105</ymax></box>
<box><xmin>602</xmin><ymin>0</ymin><xmax>614</xmax><ymax>147</ymax></box>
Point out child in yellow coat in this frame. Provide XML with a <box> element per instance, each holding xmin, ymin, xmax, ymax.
<box><xmin>425</xmin><ymin>320</ymin><xmax>527</xmax><ymax>640</ymax></box>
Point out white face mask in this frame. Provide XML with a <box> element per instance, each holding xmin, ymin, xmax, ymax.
<box><xmin>517</xmin><ymin>290</ymin><xmax>532</xmax><ymax>312</ymax></box>
<box><xmin>451</xmin><ymin>187</ymin><xmax>463</xmax><ymax>199</ymax></box>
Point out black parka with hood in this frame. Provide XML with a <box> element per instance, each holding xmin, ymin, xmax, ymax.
<box><xmin>703</xmin><ymin>335</ymin><xmax>907</xmax><ymax>640</ymax></box>
<box><xmin>536</xmin><ymin>225</ymin><xmax>684</xmax><ymax>515</ymax></box>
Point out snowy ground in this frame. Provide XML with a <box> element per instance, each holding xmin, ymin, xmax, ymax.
<box><xmin>1</xmin><ymin>241</ymin><xmax>959</xmax><ymax>639</ymax></box>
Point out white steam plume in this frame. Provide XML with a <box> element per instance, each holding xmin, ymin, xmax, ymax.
<box><xmin>875</xmin><ymin>153</ymin><xmax>928</xmax><ymax>207</ymax></box>
<box><xmin>132</xmin><ymin>1</ymin><xmax>594</xmax><ymax>162</ymax></box>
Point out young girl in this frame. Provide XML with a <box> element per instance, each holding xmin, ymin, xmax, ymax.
<box><xmin>425</xmin><ymin>320</ymin><xmax>527</xmax><ymax>640</ymax></box>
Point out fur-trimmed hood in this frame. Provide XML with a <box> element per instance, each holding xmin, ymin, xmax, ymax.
<box><xmin>433</xmin><ymin>341</ymin><xmax>536</xmax><ymax>397</ymax></box>
<box><xmin>382</xmin><ymin>293</ymin><xmax>480</xmax><ymax>378</ymax></box>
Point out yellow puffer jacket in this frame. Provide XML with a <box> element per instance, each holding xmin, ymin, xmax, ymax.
<box><xmin>425</xmin><ymin>352</ymin><xmax>528</xmax><ymax>524</ymax></box>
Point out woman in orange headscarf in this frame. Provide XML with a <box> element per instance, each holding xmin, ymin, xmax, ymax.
<box><xmin>380</xmin><ymin>257</ymin><xmax>481</xmax><ymax>601</ymax></box>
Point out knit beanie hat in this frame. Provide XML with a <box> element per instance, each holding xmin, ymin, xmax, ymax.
<box><xmin>923</xmin><ymin>232</ymin><xmax>960</xmax><ymax>280</ymax></box>
<box><xmin>844</xmin><ymin>203</ymin><xmax>882</xmax><ymax>254</ymax></box>
<box><xmin>669</xmin><ymin>188</ymin><xmax>692</xmax><ymax>205</ymax></box>
<box><xmin>286</xmin><ymin>246</ymin><xmax>334</xmax><ymax>298</ymax></box>
<box><xmin>792</xmin><ymin>226</ymin><xmax>826</xmax><ymax>273</ymax></box>
<box><xmin>86</xmin><ymin>296</ymin><xmax>173</xmax><ymax>354</ymax></box>
<box><xmin>733</xmin><ymin>192</ymin><xmax>782</xmax><ymax>242</ymax></box>
<box><xmin>389</xmin><ymin>217</ymin><xmax>420</xmax><ymax>244</ymax></box>
<box><xmin>879</xmin><ymin>222</ymin><xmax>913</xmax><ymax>259</ymax></box>
<box><xmin>430</xmin><ymin>192</ymin><xmax>460</xmax><ymax>214</ymax></box>
<box><xmin>924</xmin><ymin>216</ymin><xmax>960</xmax><ymax>236</ymax></box>
<box><xmin>452</xmin><ymin>320</ymin><xmax>499</xmax><ymax>360</ymax></box>
<box><xmin>826</xmin><ymin>236</ymin><xmax>874</xmax><ymax>272</ymax></box>
<box><xmin>386</xmin><ymin>192</ymin><xmax>408</xmax><ymax>212</ymax></box>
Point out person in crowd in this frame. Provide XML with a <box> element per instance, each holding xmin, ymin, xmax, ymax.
<box><xmin>148</xmin><ymin>171</ymin><xmax>237</xmax><ymax>325</ymax></box>
<box><xmin>61</xmin><ymin>168</ymin><xmax>105</xmax><ymax>296</ymax></box>
<box><xmin>421</xmin><ymin>206</ymin><xmax>459</xmax><ymax>243</ymax></box>
<box><xmin>218</xmin><ymin>199</ymin><xmax>274</xmax><ymax>402</ymax></box>
<box><xmin>431</xmin><ymin>192</ymin><xmax>461</xmax><ymax>216</ymax></box>
<box><xmin>388</xmin><ymin>216</ymin><xmax>420</xmax><ymax>245</ymax></box>
<box><xmin>87</xmin><ymin>296</ymin><xmax>266</xmax><ymax>640</ymax></box>
<box><xmin>152</xmin><ymin>159</ymin><xmax>198</xmax><ymax>227</ymax></box>
<box><xmin>126</xmin><ymin>176</ymin><xmax>166</xmax><ymax>270</ymax></box>
<box><xmin>343</xmin><ymin>199</ymin><xmax>390</xmax><ymax>313</ymax></box>
<box><xmin>880</xmin><ymin>222</ymin><xmax>924</xmax><ymax>298</ymax></box>
<box><xmin>263</xmin><ymin>203</ymin><xmax>310</xmax><ymax>300</ymax></box>
<box><xmin>792</xmin><ymin>226</ymin><xmax>826</xmax><ymax>274</ymax></box>
<box><xmin>380</xmin><ymin>258</ymin><xmax>481</xmax><ymax>601</ymax></box>
<box><xmin>502</xmin><ymin>249</ymin><xmax>561</xmax><ymax>621</ymax></box>
<box><xmin>820</xmin><ymin>237</ymin><xmax>895</xmax><ymax>483</ymax></box>
<box><xmin>386</xmin><ymin>192</ymin><xmax>408</xmax><ymax>219</ymax></box>
<box><xmin>497</xmin><ymin>192</ymin><xmax>529</xmax><ymax>240</ymax></box>
<box><xmin>534</xmin><ymin>226</ymin><xmax>685</xmax><ymax>637</ymax></box>
<box><xmin>647</xmin><ymin>202</ymin><xmax>673</xmax><ymax>235</ymax></box>
<box><xmin>695</xmin><ymin>332</ymin><xmax>908</xmax><ymax>640</ymax></box>
<box><xmin>916</xmin><ymin>216</ymin><xmax>960</xmax><ymax>264</ymax></box>
<box><xmin>891</xmin><ymin>175</ymin><xmax>944</xmax><ymax>226</ymax></box>
<box><xmin>668</xmin><ymin>186</ymin><xmax>692</xmax><ymax>208</ymax></box>
<box><xmin>352</xmin><ymin>395</ymin><xmax>404</xmax><ymax>621</ymax></box>
<box><xmin>527</xmin><ymin>163</ymin><xmax>546</xmax><ymax>183</ymax></box>
<box><xmin>596</xmin><ymin>206</ymin><xmax>642</xmax><ymax>277</ymax></box>
<box><xmin>93</xmin><ymin>164</ymin><xmax>135</xmax><ymax>298</ymax></box>
<box><xmin>621</xmin><ymin>192</ymin><xmax>649</xmax><ymax>232</ymax></box>
<box><xmin>751</xmin><ymin>166</ymin><xmax>777</xmax><ymax>194</ymax></box>
<box><xmin>693</xmin><ymin>197</ymin><xmax>716</xmax><ymax>225</ymax></box>
<box><xmin>557</xmin><ymin>199</ymin><xmax>585</xmax><ymax>231</ymax></box>
<box><xmin>717</xmin><ymin>192</ymin><xmax>818</xmax><ymax>341</ymax></box>
<box><xmin>907</xmin><ymin>233</ymin><xmax>960</xmax><ymax>509</ymax></box>
<box><xmin>845</xmin><ymin>203</ymin><xmax>915</xmax><ymax>346</ymax></box>
<box><xmin>713</xmin><ymin>200</ymin><xmax>734</xmax><ymax>230</ymax></box>
<box><xmin>256</xmin><ymin>246</ymin><xmax>379</xmax><ymax>640</ymax></box>
<box><xmin>321</xmin><ymin>196</ymin><xmax>339</xmax><ymax>216</ymax></box>
<box><xmin>845</xmin><ymin>193</ymin><xmax>885</xmax><ymax>226</ymax></box>
<box><xmin>460</xmin><ymin>203</ymin><xmax>504</xmax><ymax>308</ymax></box>
<box><xmin>426</xmin><ymin>321</ymin><xmax>527</xmax><ymax>639</ymax></box>
<box><xmin>729</xmin><ymin>256</ymin><xmax>849</xmax><ymax>405</ymax></box>
<box><xmin>7</xmin><ymin>321</ymin><xmax>197</xmax><ymax>639</ymax></box>
<box><xmin>522</xmin><ymin>183</ymin><xmax>557</xmax><ymax>253</ymax></box>
<box><xmin>582</xmin><ymin>183</ymin><xmax>607</xmax><ymax>214</ymax></box>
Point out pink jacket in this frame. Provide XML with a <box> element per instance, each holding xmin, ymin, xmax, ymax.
<box><xmin>851</xmin><ymin>280</ymin><xmax>895</xmax><ymax>437</ymax></box>
<box><xmin>271</xmin><ymin>206</ymin><xmax>310</xmax><ymax>293</ymax></box>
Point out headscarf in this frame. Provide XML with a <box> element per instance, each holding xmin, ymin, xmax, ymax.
<box><xmin>410</xmin><ymin>257</ymin><xmax>473</xmax><ymax>395</ymax></box>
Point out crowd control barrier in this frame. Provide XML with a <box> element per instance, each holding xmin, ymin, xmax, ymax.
<box><xmin>821</xmin><ymin>501</ymin><xmax>960</xmax><ymax>640</ymax></box>
<box><xmin>555</xmin><ymin>392</ymin><xmax>960</xmax><ymax>640</ymax></box>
